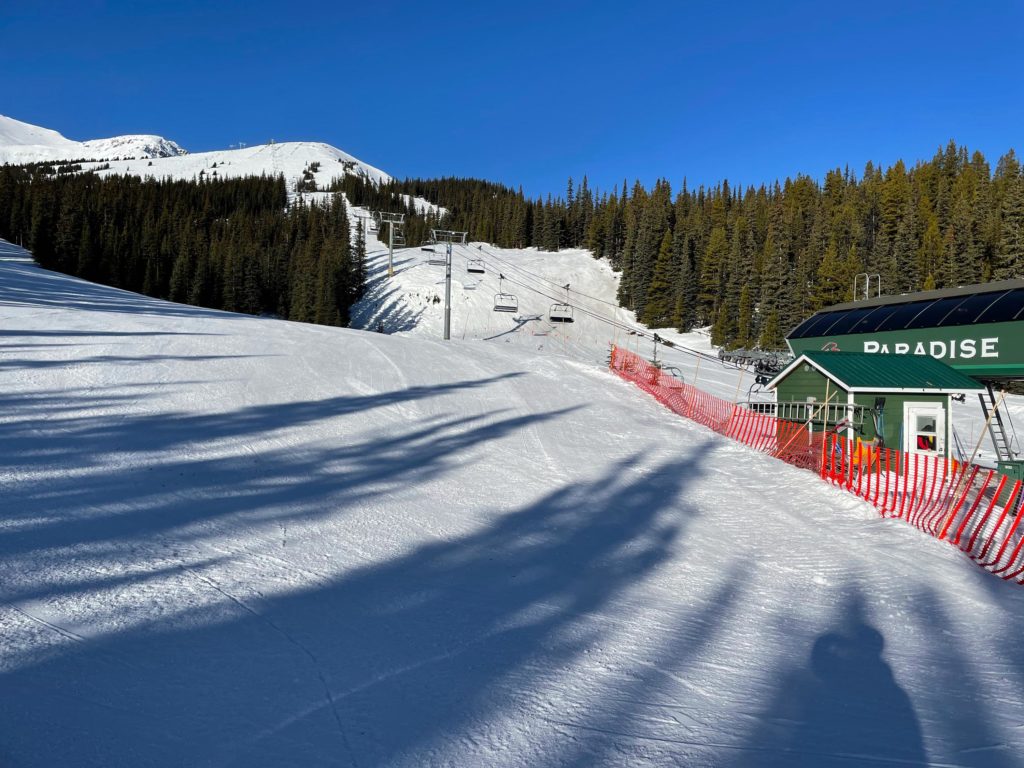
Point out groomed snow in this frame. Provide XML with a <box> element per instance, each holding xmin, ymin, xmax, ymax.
<box><xmin>3</xmin><ymin>236</ymin><xmax>1024</xmax><ymax>767</ymax></box>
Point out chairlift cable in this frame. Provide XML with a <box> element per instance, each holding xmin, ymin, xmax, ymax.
<box><xmin>453</xmin><ymin>246</ymin><xmax>751</xmax><ymax>372</ymax></box>
<box><xmin>475</xmin><ymin>244</ymin><xmax>623</xmax><ymax>309</ymax></box>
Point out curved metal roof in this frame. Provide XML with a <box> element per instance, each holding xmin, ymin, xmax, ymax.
<box><xmin>789</xmin><ymin>280</ymin><xmax>1024</xmax><ymax>340</ymax></box>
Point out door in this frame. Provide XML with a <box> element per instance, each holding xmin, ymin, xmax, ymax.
<box><xmin>904</xmin><ymin>402</ymin><xmax>945</xmax><ymax>457</ymax></box>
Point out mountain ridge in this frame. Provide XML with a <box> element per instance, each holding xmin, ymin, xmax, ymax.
<box><xmin>0</xmin><ymin>114</ymin><xmax>187</xmax><ymax>163</ymax></box>
<box><xmin>0</xmin><ymin>115</ymin><xmax>391</xmax><ymax>191</ymax></box>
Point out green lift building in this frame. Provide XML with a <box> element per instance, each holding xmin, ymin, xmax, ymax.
<box><xmin>780</xmin><ymin>278</ymin><xmax>1024</xmax><ymax>477</ymax></box>
<box><xmin>767</xmin><ymin>351</ymin><xmax>984</xmax><ymax>460</ymax></box>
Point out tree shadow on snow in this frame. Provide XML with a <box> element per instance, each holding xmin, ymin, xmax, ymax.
<box><xmin>0</xmin><ymin>372</ymin><xmax>530</xmax><ymax>560</ymax></box>
<box><xmin>0</xmin><ymin>445</ymin><xmax>713</xmax><ymax>768</ymax></box>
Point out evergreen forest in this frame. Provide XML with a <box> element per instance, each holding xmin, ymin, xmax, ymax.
<box><xmin>2</xmin><ymin>140</ymin><xmax>1023</xmax><ymax>348</ymax></box>
<box><xmin>0</xmin><ymin>168</ymin><xmax>366</xmax><ymax>326</ymax></box>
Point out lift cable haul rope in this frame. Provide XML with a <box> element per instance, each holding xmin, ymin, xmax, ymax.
<box><xmin>454</xmin><ymin>244</ymin><xmax>748</xmax><ymax>372</ymax></box>
<box><xmin>470</xmin><ymin>253</ymin><xmax>726</xmax><ymax>365</ymax></box>
<box><xmin>475</xmin><ymin>244</ymin><xmax>624</xmax><ymax>309</ymax></box>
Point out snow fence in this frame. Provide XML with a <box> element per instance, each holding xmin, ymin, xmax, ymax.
<box><xmin>609</xmin><ymin>345</ymin><xmax>1024</xmax><ymax>585</ymax></box>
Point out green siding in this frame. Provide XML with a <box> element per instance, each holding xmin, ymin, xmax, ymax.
<box><xmin>851</xmin><ymin>392</ymin><xmax>947</xmax><ymax>451</ymax></box>
<box><xmin>772</xmin><ymin>354</ymin><xmax>954</xmax><ymax>458</ymax></box>
<box><xmin>774</xmin><ymin>363</ymin><xmax>848</xmax><ymax>427</ymax></box>
<box><xmin>775</xmin><ymin>363</ymin><xmax>843</xmax><ymax>401</ymax></box>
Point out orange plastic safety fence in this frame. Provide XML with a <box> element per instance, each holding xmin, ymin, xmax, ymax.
<box><xmin>609</xmin><ymin>345</ymin><xmax>1024</xmax><ymax>585</ymax></box>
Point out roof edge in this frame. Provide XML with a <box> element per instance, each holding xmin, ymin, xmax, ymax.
<box><xmin>820</xmin><ymin>278</ymin><xmax>1024</xmax><ymax>313</ymax></box>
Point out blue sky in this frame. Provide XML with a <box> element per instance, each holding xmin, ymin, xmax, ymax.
<box><xmin>3</xmin><ymin>1</ymin><xmax>1023</xmax><ymax>198</ymax></box>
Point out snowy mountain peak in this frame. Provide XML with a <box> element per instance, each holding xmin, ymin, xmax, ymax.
<box><xmin>0</xmin><ymin>115</ymin><xmax>390</xmax><ymax>192</ymax></box>
<box><xmin>0</xmin><ymin>114</ymin><xmax>77</xmax><ymax>150</ymax></box>
<box><xmin>0</xmin><ymin>114</ymin><xmax>186</xmax><ymax>164</ymax></box>
<box><xmin>81</xmin><ymin>133</ymin><xmax>186</xmax><ymax>160</ymax></box>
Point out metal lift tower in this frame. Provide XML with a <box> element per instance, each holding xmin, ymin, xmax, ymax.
<box><xmin>374</xmin><ymin>212</ymin><xmax>406</xmax><ymax>278</ymax></box>
<box><xmin>430</xmin><ymin>229</ymin><xmax>468</xmax><ymax>340</ymax></box>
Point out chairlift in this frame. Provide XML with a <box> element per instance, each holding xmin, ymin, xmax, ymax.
<box><xmin>467</xmin><ymin>258</ymin><xmax>485</xmax><ymax>274</ymax></box>
<box><xmin>549</xmin><ymin>283</ymin><xmax>574</xmax><ymax>323</ymax></box>
<box><xmin>428</xmin><ymin>250</ymin><xmax>447</xmax><ymax>266</ymax></box>
<box><xmin>494</xmin><ymin>274</ymin><xmax>519</xmax><ymax>313</ymax></box>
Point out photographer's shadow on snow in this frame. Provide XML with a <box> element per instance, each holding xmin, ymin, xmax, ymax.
<box><xmin>732</xmin><ymin>593</ymin><xmax>926</xmax><ymax>767</ymax></box>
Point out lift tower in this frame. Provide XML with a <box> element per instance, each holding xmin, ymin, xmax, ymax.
<box><xmin>430</xmin><ymin>229</ymin><xmax>468</xmax><ymax>340</ymax></box>
<box><xmin>374</xmin><ymin>212</ymin><xmax>406</xmax><ymax>278</ymax></box>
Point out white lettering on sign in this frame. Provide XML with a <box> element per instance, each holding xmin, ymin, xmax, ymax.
<box><xmin>860</xmin><ymin>337</ymin><xmax>998</xmax><ymax>361</ymax></box>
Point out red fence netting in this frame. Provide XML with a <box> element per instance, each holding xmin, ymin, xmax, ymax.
<box><xmin>609</xmin><ymin>345</ymin><xmax>1024</xmax><ymax>584</ymax></box>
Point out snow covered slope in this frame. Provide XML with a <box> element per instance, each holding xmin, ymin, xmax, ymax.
<box><xmin>0</xmin><ymin>115</ymin><xmax>391</xmax><ymax>194</ymax></box>
<box><xmin>350</xmin><ymin>233</ymin><xmax>1022</xmax><ymax>464</ymax></box>
<box><xmin>0</xmin><ymin>114</ymin><xmax>186</xmax><ymax>164</ymax></box>
<box><xmin>90</xmin><ymin>140</ymin><xmax>392</xmax><ymax>190</ymax></box>
<box><xmin>4</xmin><ymin>237</ymin><xmax>1024</xmax><ymax>767</ymax></box>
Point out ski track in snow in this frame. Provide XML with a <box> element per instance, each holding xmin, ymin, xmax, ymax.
<box><xmin>2</xmin><ymin>234</ymin><xmax>1024</xmax><ymax>767</ymax></box>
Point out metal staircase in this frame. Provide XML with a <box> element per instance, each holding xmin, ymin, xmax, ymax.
<box><xmin>979</xmin><ymin>382</ymin><xmax>1014</xmax><ymax>462</ymax></box>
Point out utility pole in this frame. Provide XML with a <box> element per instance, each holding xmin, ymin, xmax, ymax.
<box><xmin>430</xmin><ymin>229</ymin><xmax>468</xmax><ymax>340</ymax></box>
<box><xmin>853</xmin><ymin>273</ymin><xmax>881</xmax><ymax>301</ymax></box>
<box><xmin>374</xmin><ymin>212</ymin><xmax>405</xmax><ymax>278</ymax></box>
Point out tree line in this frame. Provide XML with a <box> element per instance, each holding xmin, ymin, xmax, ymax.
<box><xmin>376</xmin><ymin>142</ymin><xmax>1024</xmax><ymax>349</ymax></box>
<box><xmin>3</xmin><ymin>141</ymin><xmax>1022</xmax><ymax>347</ymax></box>
<box><xmin>0</xmin><ymin>166</ymin><xmax>367</xmax><ymax>326</ymax></box>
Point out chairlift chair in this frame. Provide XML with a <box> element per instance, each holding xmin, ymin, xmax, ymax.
<box><xmin>426</xmin><ymin>240</ymin><xmax>447</xmax><ymax>266</ymax></box>
<box><xmin>494</xmin><ymin>294</ymin><xmax>519</xmax><ymax>313</ymax></box>
<box><xmin>549</xmin><ymin>283</ymin><xmax>574</xmax><ymax>323</ymax></box>
<box><xmin>467</xmin><ymin>258</ymin><xmax>485</xmax><ymax>274</ymax></box>
<box><xmin>493</xmin><ymin>274</ymin><xmax>519</xmax><ymax>313</ymax></box>
<box><xmin>392</xmin><ymin>223</ymin><xmax>406</xmax><ymax>246</ymax></box>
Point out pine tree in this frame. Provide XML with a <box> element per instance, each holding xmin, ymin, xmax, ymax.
<box><xmin>995</xmin><ymin>174</ymin><xmax>1024</xmax><ymax>279</ymax></box>
<box><xmin>710</xmin><ymin>296</ymin><xmax>735</xmax><ymax>347</ymax></box>
<box><xmin>759</xmin><ymin>310</ymin><xmax>782</xmax><ymax>349</ymax></box>
<box><xmin>699</xmin><ymin>226</ymin><xmax>728</xmax><ymax>321</ymax></box>
<box><xmin>735</xmin><ymin>285</ymin><xmax>752</xmax><ymax>348</ymax></box>
<box><xmin>917</xmin><ymin>215</ymin><xmax>943</xmax><ymax>289</ymax></box>
<box><xmin>815</xmin><ymin>240</ymin><xmax>848</xmax><ymax>308</ymax></box>
<box><xmin>640</xmin><ymin>230</ymin><xmax>675</xmax><ymax>327</ymax></box>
